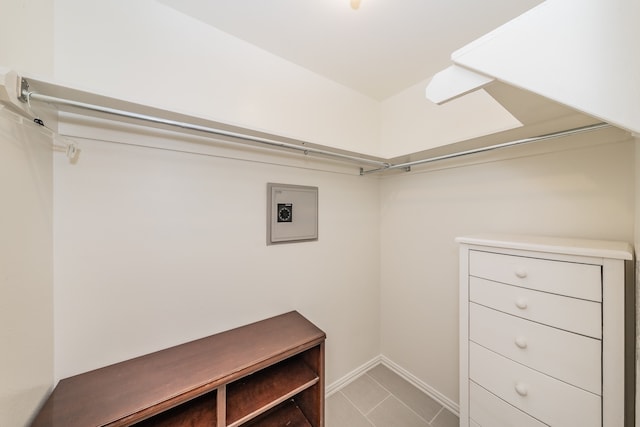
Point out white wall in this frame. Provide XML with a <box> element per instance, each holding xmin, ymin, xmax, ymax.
<box><xmin>53</xmin><ymin>0</ymin><xmax>533</xmax><ymax>160</ymax></box>
<box><xmin>51</xmin><ymin>0</ymin><xmax>387</xmax><ymax>386</ymax></box>
<box><xmin>53</xmin><ymin>0</ymin><xmax>381</xmax><ymax>156</ymax></box>
<box><xmin>378</xmin><ymin>79</ymin><xmax>521</xmax><ymax>158</ymax></box>
<box><xmin>5</xmin><ymin>0</ymin><xmax>633</xmax><ymax>420</ymax></box>
<box><xmin>52</xmin><ymin>120</ymin><xmax>381</xmax><ymax>385</ymax></box>
<box><xmin>380</xmin><ymin>127</ymin><xmax>635</xmax><ymax>403</ymax></box>
<box><xmin>0</xmin><ymin>1</ymin><xmax>54</xmax><ymax>426</ymax></box>
<box><xmin>0</xmin><ymin>0</ymin><xmax>54</xmax><ymax>78</ymax></box>
<box><xmin>0</xmin><ymin>108</ymin><xmax>53</xmax><ymax>426</ymax></box>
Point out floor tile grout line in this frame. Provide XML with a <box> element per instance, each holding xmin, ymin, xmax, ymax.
<box><xmin>331</xmin><ymin>391</ymin><xmax>375</xmax><ymax>427</ymax></box>
<box><xmin>338</xmin><ymin>388</ymin><xmax>386</xmax><ymax>420</ymax></box>
<box><xmin>363</xmin><ymin>372</ymin><xmax>404</xmax><ymax>407</ymax></box>
<box><xmin>430</xmin><ymin>405</ymin><xmax>445</xmax><ymax>424</ymax></box>
<box><xmin>364</xmin><ymin>371</ymin><xmax>442</xmax><ymax>425</ymax></box>
<box><xmin>363</xmin><ymin>393</ymin><xmax>393</xmax><ymax>417</ymax></box>
<box><xmin>330</xmin><ymin>367</ymin><xmax>456</xmax><ymax>427</ymax></box>
<box><xmin>387</xmin><ymin>394</ymin><xmax>432</xmax><ymax>426</ymax></box>
<box><xmin>364</xmin><ymin>373</ymin><xmax>395</xmax><ymax>399</ymax></box>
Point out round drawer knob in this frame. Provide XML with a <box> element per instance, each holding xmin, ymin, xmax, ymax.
<box><xmin>515</xmin><ymin>336</ymin><xmax>528</xmax><ymax>349</ymax></box>
<box><xmin>515</xmin><ymin>298</ymin><xmax>528</xmax><ymax>310</ymax></box>
<box><xmin>515</xmin><ymin>268</ymin><xmax>527</xmax><ymax>279</ymax></box>
<box><xmin>515</xmin><ymin>382</ymin><xmax>529</xmax><ymax>397</ymax></box>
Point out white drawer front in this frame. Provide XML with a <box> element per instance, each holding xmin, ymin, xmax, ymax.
<box><xmin>469</xmin><ymin>381</ymin><xmax>547</xmax><ymax>427</ymax></box>
<box><xmin>469</xmin><ymin>250</ymin><xmax>601</xmax><ymax>301</ymax></box>
<box><xmin>470</xmin><ymin>342</ymin><xmax>601</xmax><ymax>427</ymax></box>
<box><xmin>470</xmin><ymin>303</ymin><xmax>601</xmax><ymax>394</ymax></box>
<box><xmin>469</xmin><ymin>277</ymin><xmax>602</xmax><ymax>339</ymax></box>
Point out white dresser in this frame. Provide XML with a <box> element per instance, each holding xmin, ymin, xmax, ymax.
<box><xmin>457</xmin><ymin>235</ymin><xmax>634</xmax><ymax>427</ymax></box>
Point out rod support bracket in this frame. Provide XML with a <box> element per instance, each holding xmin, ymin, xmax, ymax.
<box><xmin>18</xmin><ymin>78</ymin><xmax>30</xmax><ymax>103</ymax></box>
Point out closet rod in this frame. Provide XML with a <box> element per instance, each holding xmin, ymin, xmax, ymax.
<box><xmin>20</xmin><ymin>87</ymin><xmax>391</xmax><ymax>168</ymax></box>
<box><xmin>360</xmin><ymin>122</ymin><xmax>611</xmax><ymax>175</ymax></box>
<box><xmin>18</xmin><ymin>82</ymin><xmax>612</xmax><ymax>175</ymax></box>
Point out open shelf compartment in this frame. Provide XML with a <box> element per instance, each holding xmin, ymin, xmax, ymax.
<box><xmin>244</xmin><ymin>399</ymin><xmax>313</xmax><ymax>427</ymax></box>
<box><xmin>133</xmin><ymin>389</ymin><xmax>218</xmax><ymax>426</ymax></box>
<box><xmin>226</xmin><ymin>355</ymin><xmax>319</xmax><ymax>427</ymax></box>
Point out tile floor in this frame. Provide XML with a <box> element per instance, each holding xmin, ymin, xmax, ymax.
<box><xmin>326</xmin><ymin>364</ymin><xmax>459</xmax><ymax>427</ymax></box>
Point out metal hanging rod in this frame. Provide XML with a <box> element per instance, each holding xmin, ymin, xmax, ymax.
<box><xmin>360</xmin><ymin>122</ymin><xmax>611</xmax><ymax>175</ymax></box>
<box><xmin>18</xmin><ymin>79</ymin><xmax>611</xmax><ymax>175</ymax></box>
<box><xmin>19</xmin><ymin>82</ymin><xmax>390</xmax><ymax>169</ymax></box>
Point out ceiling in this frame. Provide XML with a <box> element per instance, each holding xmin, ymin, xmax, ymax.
<box><xmin>157</xmin><ymin>0</ymin><xmax>544</xmax><ymax>101</ymax></box>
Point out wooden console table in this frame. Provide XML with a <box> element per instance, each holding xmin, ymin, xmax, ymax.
<box><xmin>31</xmin><ymin>311</ymin><xmax>326</xmax><ymax>426</ymax></box>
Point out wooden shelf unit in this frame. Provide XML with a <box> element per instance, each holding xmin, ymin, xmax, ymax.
<box><xmin>31</xmin><ymin>311</ymin><xmax>326</xmax><ymax>427</ymax></box>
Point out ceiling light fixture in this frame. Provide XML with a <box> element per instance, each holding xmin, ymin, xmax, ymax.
<box><xmin>350</xmin><ymin>0</ymin><xmax>361</xmax><ymax>10</ymax></box>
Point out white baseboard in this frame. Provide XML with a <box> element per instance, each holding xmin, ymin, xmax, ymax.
<box><xmin>325</xmin><ymin>355</ymin><xmax>382</xmax><ymax>396</ymax></box>
<box><xmin>380</xmin><ymin>355</ymin><xmax>459</xmax><ymax>416</ymax></box>
<box><xmin>325</xmin><ymin>354</ymin><xmax>459</xmax><ymax>417</ymax></box>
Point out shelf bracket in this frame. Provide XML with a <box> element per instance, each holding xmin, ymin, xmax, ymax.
<box><xmin>17</xmin><ymin>78</ymin><xmax>29</xmax><ymax>103</ymax></box>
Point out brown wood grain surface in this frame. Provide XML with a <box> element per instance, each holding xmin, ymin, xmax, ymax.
<box><xmin>30</xmin><ymin>311</ymin><xmax>325</xmax><ymax>427</ymax></box>
<box><xmin>226</xmin><ymin>356</ymin><xmax>318</xmax><ymax>426</ymax></box>
<box><xmin>244</xmin><ymin>400</ymin><xmax>312</xmax><ymax>427</ymax></box>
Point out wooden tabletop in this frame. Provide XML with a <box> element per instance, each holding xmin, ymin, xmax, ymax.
<box><xmin>30</xmin><ymin>311</ymin><xmax>325</xmax><ymax>427</ymax></box>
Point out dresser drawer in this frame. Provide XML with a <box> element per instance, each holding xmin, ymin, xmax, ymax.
<box><xmin>469</xmin><ymin>250</ymin><xmax>601</xmax><ymax>301</ymax></box>
<box><xmin>470</xmin><ymin>303</ymin><xmax>601</xmax><ymax>394</ymax></box>
<box><xmin>469</xmin><ymin>276</ymin><xmax>601</xmax><ymax>338</ymax></box>
<box><xmin>470</xmin><ymin>342</ymin><xmax>601</xmax><ymax>427</ymax></box>
<box><xmin>469</xmin><ymin>381</ymin><xmax>546</xmax><ymax>427</ymax></box>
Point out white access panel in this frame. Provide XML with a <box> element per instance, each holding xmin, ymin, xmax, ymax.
<box><xmin>267</xmin><ymin>183</ymin><xmax>318</xmax><ymax>245</ymax></box>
